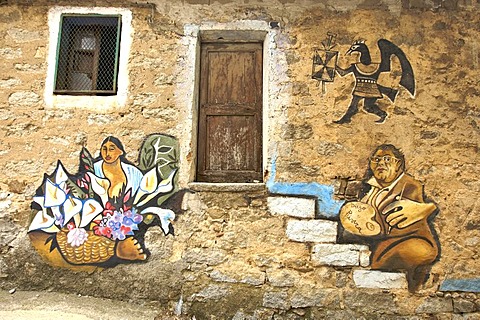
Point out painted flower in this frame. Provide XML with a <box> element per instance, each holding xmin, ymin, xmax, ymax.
<box><xmin>86</xmin><ymin>172</ymin><xmax>110</xmax><ymax>206</ymax></box>
<box><xmin>93</xmin><ymin>225</ymin><xmax>112</xmax><ymax>238</ymax></box>
<box><xmin>108</xmin><ymin>219</ymin><xmax>121</xmax><ymax>231</ymax></box>
<box><xmin>141</xmin><ymin>207</ymin><xmax>175</xmax><ymax>235</ymax></box>
<box><xmin>67</xmin><ymin>227</ymin><xmax>89</xmax><ymax>247</ymax></box>
<box><xmin>92</xmin><ymin>205</ymin><xmax>143</xmax><ymax>241</ymax></box>
<box><xmin>133</xmin><ymin>169</ymin><xmax>176</xmax><ymax>207</ymax></box>
<box><xmin>122</xmin><ymin>216</ymin><xmax>134</xmax><ymax>226</ymax></box>
<box><xmin>52</xmin><ymin>207</ymin><xmax>64</xmax><ymax>227</ymax></box>
<box><xmin>63</xmin><ymin>196</ymin><xmax>83</xmax><ymax>226</ymax></box>
<box><xmin>120</xmin><ymin>225</ymin><xmax>132</xmax><ymax>235</ymax></box>
<box><xmin>112</xmin><ymin>210</ymin><xmax>123</xmax><ymax>223</ymax></box>
<box><xmin>102</xmin><ymin>202</ymin><xmax>115</xmax><ymax>217</ymax></box>
<box><xmin>122</xmin><ymin>208</ymin><xmax>143</xmax><ymax>227</ymax></box>
<box><xmin>29</xmin><ymin>151</ymin><xmax>176</xmax><ymax>244</ymax></box>
<box><xmin>133</xmin><ymin>213</ymin><xmax>143</xmax><ymax>224</ymax></box>
<box><xmin>111</xmin><ymin>229</ymin><xmax>126</xmax><ymax>241</ymax></box>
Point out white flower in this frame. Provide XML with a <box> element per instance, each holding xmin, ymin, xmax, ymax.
<box><xmin>79</xmin><ymin>199</ymin><xmax>103</xmax><ymax>228</ymax></box>
<box><xmin>44</xmin><ymin>179</ymin><xmax>66</xmax><ymax>208</ymax></box>
<box><xmin>63</xmin><ymin>196</ymin><xmax>83</xmax><ymax>226</ymax></box>
<box><xmin>54</xmin><ymin>161</ymin><xmax>69</xmax><ymax>184</ymax></box>
<box><xmin>67</xmin><ymin>227</ymin><xmax>88</xmax><ymax>247</ymax></box>
<box><xmin>28</xmin><ymin>196</ymin><xmax>58</xmax><ymax>233</ymax></box>
<box><xmin>134</xmin><ymin>169</ymin><xmax>176</xmax><ymax>207</ymax></box>
<box><xmin>86</xmin><ymin>172</ymin><xmax>110</xmax><ymax>206</ymax></box>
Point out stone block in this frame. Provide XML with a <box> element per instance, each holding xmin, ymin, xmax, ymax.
<box><xmin>290</xmin><ymin>288</ymin><xmax>337</xmax><ymax>308</ymax></box>
<box><xmin>359</xmin><ymin>250</ymin><xmax>371</xmax><ymax>267</ymax></box>
<box><xmin>7</xmin><ymin>28</ymin><xmax>41</xmax><ymax>43</ymax></box>
<box><xmin>353</xmin><ymin>270</ymin><xmax>408</xmax><ymax>289</ymax></box>
<box><xmin>344</xmin><ymin>291</ymin><xmax>397</xmax><ymax>313</ymax></box>
<box><xmin>266</xmin><ymin>268</ymin><xmax>297</xmax><ymax>287</ymax></box>
<box><xmin>0</xmin><ymin>257</ymin><xmax>8</xmax><ymax>278</ymax></box>
<box><xmin>282</xmin><ymin>123</ymin><xmax>313</xmax><ymax>140</ymax></box>
<box><xmin>263</xmin><ymin>291</ymin><xmax>290</xmax><ymax>310</ymax></box>
<box><xmin>286</xmin><ymin>219</ymin><xmax>337</xmax><ymax>243</ymax></box>
<box><xmin>232</xmin><ymin>311</ymin><xmax>255</xmax><ymax>320</ymax></box>
<box><xmin>240</xmin><ymin>273</ymin><xmax>266</xmax><ymax>286</ymax></box>
<box><xmin>407</xmin><ymin>0</ymin><xmax>432</xmax><ymax>8</ymax></box>
<box><xmin>440</xmin><ymin>278</ymin><xmax>480</xmax><ymax>292</ymax></box>
<box><xmin>457</xmin><ymin>313</ymin><xmax>480</xmax><ymax>320</ymax></box>
<box><xmin>0</xmin><ymin>48</ymin><xmax>22</xmax><ymax>59</ymax></box>
<box><xmin>453</xmin><ymin>298</ymin><xmax>477</xmax><ymax>313</ymax></box>
<box><xmin>209</xmin><ymin>270</ymin><xmax>236</xmax><ymax>283</ymax></box>
<box><xmin>209</xmin><ymin>261</ymin><xmax>266</xmax><ymax>286</ymax></box>
<box><xmin>8</xmin><ymin>91</ymin><xmax>40</xmax><ymax>106</ymax></box>
<box><xmin>182</xmin><ymin>248</ymin><xmax>227</xmax><ymax>266</ymax></box>
<box><xmin>311</xmin><ymin>244</ymin><xmax>369</xmax><ymax>267</ymax></box>
<box><xmin>267</xmin><ymin>196</ymin><xmax>315</xmax><ymax>218</ymax></box>
<box><xmin>0</xmin><ymin>78</ymin><xmax>21</xmax><ymax>88</ymax></box>
<box><xmin>194</xmin><ymin>284</ymin><xmax>230</xmax><ymax>301</ymax></box>
<box><xmin>415</xmin><ymin>297</ymin><xmax>454</xmax><ymax>314</ymax></box>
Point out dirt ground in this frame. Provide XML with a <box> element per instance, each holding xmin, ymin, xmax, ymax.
<box><xmin>0</xmin><ymin>289</ymin><xmax>189</xmax><ymax>320</ymax></box>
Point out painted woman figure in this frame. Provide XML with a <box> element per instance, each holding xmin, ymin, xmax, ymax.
<box><xmin>93</xmin><ymin>136</ymin><xmax>143</xmax><ymax>198</ymax></box>
<box><xmin>28</xmin><ymin>134</ymin><xmax>179</xmax><ymax>271</ymax></box>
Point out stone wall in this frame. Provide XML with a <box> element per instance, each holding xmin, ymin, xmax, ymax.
<box><xmin>0</xmin><ymin>0</ymin><xmax>479</xmax><ymax>319</ymax></box>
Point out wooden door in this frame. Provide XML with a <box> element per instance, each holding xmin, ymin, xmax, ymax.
<box><xmin>197</xmin><ymin>42</ymin><xmax>263</xmax><ymax>183</ymax></box>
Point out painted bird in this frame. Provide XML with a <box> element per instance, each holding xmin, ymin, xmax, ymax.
<box><xmin>334</xmin><ymin>39</ymin><xmax>415</xmax><ymax>124</ymax></box>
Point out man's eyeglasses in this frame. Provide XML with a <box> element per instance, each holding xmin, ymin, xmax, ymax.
<box><xmin>369</xmin><ymin>156</ymin><xmax>399</xmax><ymax>164</ymax></box>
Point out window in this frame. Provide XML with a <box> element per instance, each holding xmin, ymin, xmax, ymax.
<box><xmin>54</xmin><ymin>14</ymin><xmax>121</xmax><ymax>95</ymax></box>
<box><xmin>196</xmin><ymin>42</ymin><xmax>263</xmax><ymax>183</ymax></box>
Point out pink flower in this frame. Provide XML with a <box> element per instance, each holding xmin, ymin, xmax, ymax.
<box><xmin>67</xmin><ymin>227</ymin><xmax>88</xmax><ymax>247</ymax></box>
<box><xmin>103</xmin><ymin>202</ymin><xmax>115</xmax><ymax>217</ymax></box>
<box><xmin>120</xmin><ymin>225</ymin><xmax>132</xmax><ymax>235</ymax></box>
<box><xmin>93</xmin><ymin>226</ymin><xmax>112</xmax><ymax>238</ymax></box>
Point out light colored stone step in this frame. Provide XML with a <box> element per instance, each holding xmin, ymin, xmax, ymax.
<box><xmin>311</xmin><ymin>243</ymin><xmax>370</xmax><ymax>267</ymax></box>
<box><xmin>353</xmin><ymin>269</ymin><xmax>408</xmax><ymax>289</ymax></box>
<box><xmin>267</xmin><ymin>196</ymin><xmax>316</xmax><ymax>219</ymax></box>
<box><xmin>286</xmin><ymin>219</ymin><xmax>337</xmax><ymax>243</ymax></box>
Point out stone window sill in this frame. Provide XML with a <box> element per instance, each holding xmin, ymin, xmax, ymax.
<box><xmin>188</xmin><ymin>182</ymin><xmax>266</xmax><ymax>192</ymax></box>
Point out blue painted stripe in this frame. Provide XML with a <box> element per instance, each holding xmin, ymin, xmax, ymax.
<box><xmin>267</xmin><ymin>154</ymin><xmax>344</xmax><ymax>218</ymax></box>
<box><xmin>440</xmin><ymin>279</ymin><xmax>480</xmax><ymax>292</ymax></box>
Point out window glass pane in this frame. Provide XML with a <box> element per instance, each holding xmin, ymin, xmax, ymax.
<box><xmin>54</xmin><ymin>15</ymin><xmax>121</xmax><ymax>95</ymax></box>
<box><xmin>73</xmin><ymin>52</ymin><xmax>94</xmax><ymax>73</ymax></box>
<box><xmin>79</xmin><ymin>34</ymin><xmax>96</xmax><ymax>50</ymax></box>
<box><xmin>71</xmin><ymin>72</ymin><xmax>93</xmax><ymax>90</ymax></box>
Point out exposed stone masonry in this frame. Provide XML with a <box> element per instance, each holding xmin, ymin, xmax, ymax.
<box><xmin>0</xmin><ymin>0</ymin><xmax>479</xmax><ymax>318</ymax></box>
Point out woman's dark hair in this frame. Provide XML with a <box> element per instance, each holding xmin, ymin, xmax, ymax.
<box><xmin>95</xmin><ymin>136</ymin><xmax>133</xmax><ymax>164</ymax></box>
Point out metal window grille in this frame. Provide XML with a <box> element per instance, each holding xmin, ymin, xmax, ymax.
<box><xmin>54</xmin><ymin>14</ymin><xmax>122</xmax><ymax>95</ymax></box>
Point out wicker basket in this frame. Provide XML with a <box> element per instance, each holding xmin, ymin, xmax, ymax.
<box><xmin>56</xmin><ymin>230</ymin><xmax>115</xmax><ymax>265</ymax></box>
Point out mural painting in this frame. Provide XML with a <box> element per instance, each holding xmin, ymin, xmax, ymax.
<box><xmin>339</xmin><ymin>144</ymin><xmax>440</xmax><ymax>292</ymax></box>
<box><xmin>28</xmin><ymin>134</ymin><xmax>180</xmax><ymax>270</ymax></box>
<box><xmin>311</xmin><ymin>32</ymin><xmax>339</xmax><ymax>94</ymax></box>
<box><xmin>331</xmin><ymin>38</ymin><xmax>415</xmax><ymax>124</ymax></box>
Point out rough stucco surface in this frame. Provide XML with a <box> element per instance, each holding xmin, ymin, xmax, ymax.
<box><xmin>0</xmin><ymin>0</ymin><xmax>479</xmax><ymax>318</ymax></box>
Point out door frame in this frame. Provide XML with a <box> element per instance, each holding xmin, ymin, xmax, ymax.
<box><xmin>196</xmin><ymin>41</ymin><xmax>263</xmax><ymax>183</ymax></box>
<box><xmin>180</xmin><ymin>24</ymin><xmax>278</xmax><ymax>191</ymax></box>
<box><xmin>191</xmin><ymin>29</ymin><xmax>269</xmax><ymax>184</ymax></box>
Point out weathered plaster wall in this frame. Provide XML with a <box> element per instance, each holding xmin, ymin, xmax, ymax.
<box><xmin>0</xmin><ymin>0</ymin><xmax>479</xmax><ymax>319</ymax></box>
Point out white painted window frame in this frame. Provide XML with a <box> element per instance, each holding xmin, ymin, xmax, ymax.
<box><xmin>44</xmin><ymin>7</ymin><xmax>133</xmax><ymax>111</ymax></box>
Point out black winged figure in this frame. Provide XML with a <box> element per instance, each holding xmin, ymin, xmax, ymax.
<box><xmin>334</xmin><ymin>39</ymin><xmax>415</xmax><ymax>124</ymax></box>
